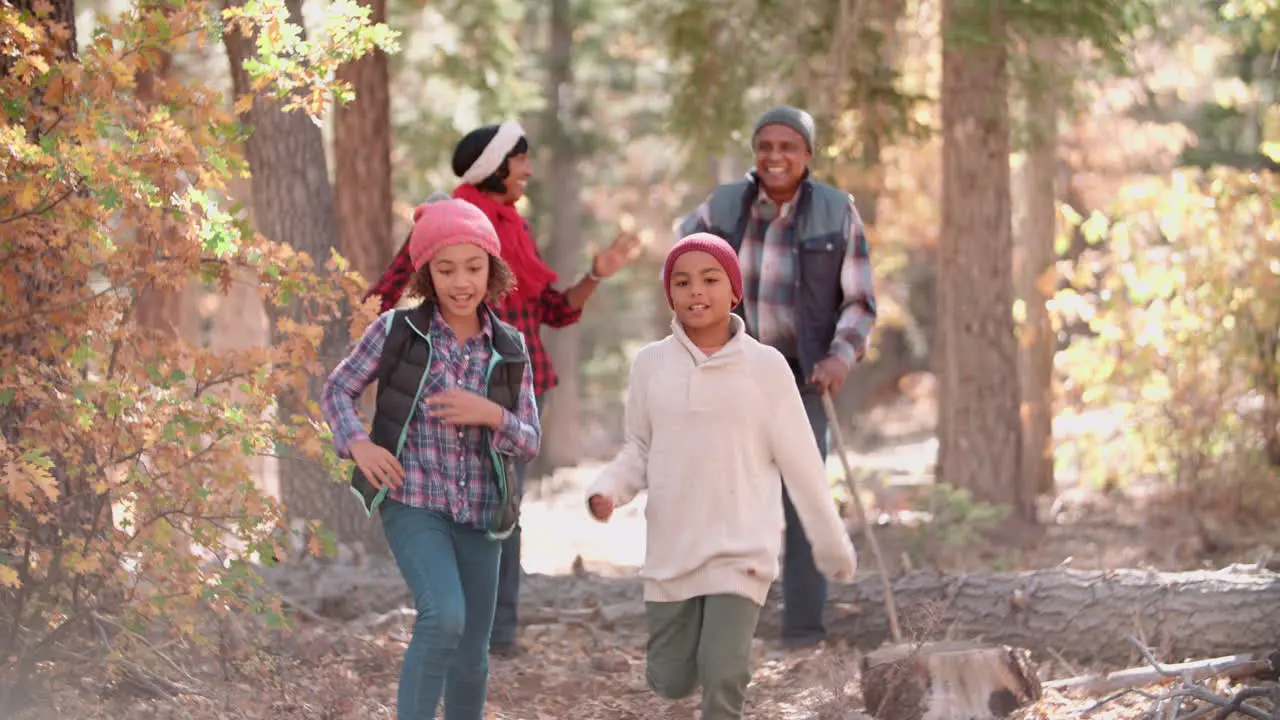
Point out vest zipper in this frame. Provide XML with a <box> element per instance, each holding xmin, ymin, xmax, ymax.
<box><xmin>482</xmin><ymin>344</ymin><xmax>513</xmax><ymax>541</ymax></box>
<box><xmin>397</xmin><ymin>318</ymin><xmax>434</xmax><ymax>457</ymax></box>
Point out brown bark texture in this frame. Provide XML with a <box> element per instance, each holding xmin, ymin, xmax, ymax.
<box><xmin>765</xmin><ymin>567</ymin><xmax>1280</xmax><ymax>666</ymax></box>
<box><xmin>133</xmin><ymin>2</ymin><xmax>183</xmax><ymax>340</ymax></box>
<box><xmin>1015</xmin><ymin>37</ymin><xmax>1061</xmax><ymax>501</ymax></box>
<box><xmin>936</xmin><ymin>0</ymin><xmax>1026</xmax><ymax>519</ymax></box>
<box><xmin>861</xmin><ymin>640</ymin><xmax>1041</xmax><ymax>720</ymax></box>
<box><xmin>538</xmin><ymin>0</ymin><xmax>584</xmax><ymax>471</ymax></box>
<box><xmin>333</xmin><ymin>0</ymin><xmax>393</xmax><ymax>285</ymax></box>
<box><xmin>222</xmin><ymin>0</ymin><xmax>389</xmax><ymax>557</ymax></box>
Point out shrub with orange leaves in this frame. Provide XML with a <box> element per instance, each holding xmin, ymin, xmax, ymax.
<box><xmin>0</xmin><ymin>0</ymin><xmax>395</xmax><ymax>708</ymax></box>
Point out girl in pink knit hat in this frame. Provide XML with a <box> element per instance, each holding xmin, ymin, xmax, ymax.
<box><xmin>321</xmin><ymin>197</ymin><xmax>540</xmax><ymax>720</ymax></box>
<box><xmin>585</xmin><ymin>233</ymin><xmax>857</xmax><ymax>720</ymax></box>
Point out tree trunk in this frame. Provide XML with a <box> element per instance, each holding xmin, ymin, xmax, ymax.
<box><xmin>223</xmin><ymin>0</ymin><xmax>389</xmax><ymax>559</ymax></box>
<box><xmin>132</xmin><ymin>4</ymin><xmax>196</xmax><ymax>557</ymax></box>
<box><xmin>936</xmin><ymin>0</ymin><xmax>1025</xmax><ymax>520</ymax></box>
<box><xmin>133</xmin><ymin>4</ymin><xmax>184</xmax><ymax>341</ymax></box>
<box><xmin>538</xmin><ymin>0</ymin><xmax>583</xmax><ymax>471</ymax></box>
<box><xmin>1014</xmin><ymin>37</ymin><xmax>1061</xmax><ymax>502</ymax></box>
<box><xmin>760</xmin><ymin>567</ymin><xmax>1280</xmax><ymax>666</ymax></box>
<box><xmin>333</xmin><ymin>0</ymin><xmax>393</xmax><ymax>285</ymax></box>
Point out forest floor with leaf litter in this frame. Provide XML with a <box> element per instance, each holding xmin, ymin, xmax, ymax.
<box><xmin>14</xmin><ymin>434</ymin><xmax>1280</xmax><ymax>720</ymax></box>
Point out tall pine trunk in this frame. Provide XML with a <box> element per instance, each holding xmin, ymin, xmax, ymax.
<box><xmin>936</xmin><ymin>0</ymin><xmax>1027</xmax><ymax>521</ymax></box>
<box><xmin>133</xmin><ymin>4</ymin><xmax>177</xmax><ymax>335</ymax></box>
<box><xmin>539</xmin><ymin>0</ymin><xmax>583</xmax><ymax>470</ymax></box>
<box><xmin>223</xmin><ymin>0</ymin><xmax>389</xmax><ymax>558</ymax></box>
<box><xmin>1014</xmin><ymin>37</ymin><xmax>1062</xmax><ymax>501</ymax></box>
<box><xmin>334</xmin><ymin>0</ymin><xmax>393</xmax><ymax>285</ymax></box>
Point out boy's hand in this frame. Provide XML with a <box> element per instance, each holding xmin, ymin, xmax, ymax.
<box><xmin>428</xmin><ymin>387</ymin><xmax>504</xmax><ymax>428</ymax></box>
<box><xmin>588</xmin><ymin>494</ymin><xmax>614</xmax><ymax>522</ymax></box>
<box><xmin>350</xmin><ymin>439</ymin><xmax>405</xmax><ymax>490</ymax></box>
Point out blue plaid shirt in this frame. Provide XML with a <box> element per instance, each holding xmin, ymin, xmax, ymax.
<box><xmin>321</xmin><ymin>307</ymin><xmax>541</xmax><ymax>530</ymax></box>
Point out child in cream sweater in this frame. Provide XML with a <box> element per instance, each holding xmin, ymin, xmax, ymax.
<box><xmin>586</xmin><ymin>232</ymin><xmax>857</xmax><ymax>720</ymax></box>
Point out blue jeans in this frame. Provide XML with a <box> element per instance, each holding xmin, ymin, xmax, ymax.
<box><xmin>781</xmin><ymin>388</ymin><xmax>830</xmax><ymax>643</ymax></box>
<box><xmin>491</xmin><ymin>393</ymin><xmax>543</xmax><ymax>649</ymax></box>
<box><xmin>381</xmin><ymin>500</ymin><xmax>501</xmax><ymax>720</ymax></box>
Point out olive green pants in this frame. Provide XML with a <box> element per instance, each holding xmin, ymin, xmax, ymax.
<box><xmin>645</xmin><ymin>594</ymin><xmax>762</xmax><ymax>720</ymax></box>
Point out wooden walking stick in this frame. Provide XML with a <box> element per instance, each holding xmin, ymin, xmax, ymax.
<box><xmin>821</xmin><ymin>392</ymin><xmax>1041</xmax><ymax>719</ymax></box>
<box><xmin>820</xmin><ymin>391</ymin><xmax>902</xmax><ymax>643</ymax></box>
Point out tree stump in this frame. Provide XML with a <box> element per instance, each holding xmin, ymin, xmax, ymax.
<box><xmin>860</xmin><ymin>640</ymin><xmax>1041</xmax><ymax>720</ymax></box>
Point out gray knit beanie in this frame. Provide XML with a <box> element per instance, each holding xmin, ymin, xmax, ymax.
<box><xmin>753</xmin><ymin>105</ymin><xmax>815</xmax><ymax>152</ymax></box>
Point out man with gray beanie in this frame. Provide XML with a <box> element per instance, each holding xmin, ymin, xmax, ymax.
<box><xmin>675</xmin><ymin>105</ymin><xmax>877</xmax><ymax>648</ymax></box>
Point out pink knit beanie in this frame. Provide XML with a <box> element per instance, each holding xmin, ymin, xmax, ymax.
<box><xmin>662</xmin><ymin>233</ymin><xmax>744</xmax><ymax>309</ymax></box>
<box><xmin>408</xmin><ymin>197</ymin><xmax>502</xmax><ymax>270</ymax></box>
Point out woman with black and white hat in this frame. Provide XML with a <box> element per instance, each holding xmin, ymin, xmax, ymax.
<box><xmin>366</xmin><ymin>121</ymin><xmax>641</xmax><ymax>656</ymax></box>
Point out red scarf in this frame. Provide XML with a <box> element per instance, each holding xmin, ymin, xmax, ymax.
<box><xmin>453</xmin><ymin>184</ymin><xmax>557</xmax><ymax>305</ymax></box>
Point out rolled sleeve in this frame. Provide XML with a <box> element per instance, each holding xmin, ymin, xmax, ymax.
<box><xmin>830</xmin><ymin>196</ymin><xmax>877</xmax><ymax>363</ymax></box>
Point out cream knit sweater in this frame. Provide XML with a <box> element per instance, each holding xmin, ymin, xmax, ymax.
<box><xmin>586</xmin><ymin>315</ymin><xmax>857</xmax><ymax>606</ymax></box>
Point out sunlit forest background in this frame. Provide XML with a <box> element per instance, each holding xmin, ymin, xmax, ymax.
<box><xmin>4</xmin><ymin>0</ymin><xmax>1280</xmax><ymax>716</ymax></box>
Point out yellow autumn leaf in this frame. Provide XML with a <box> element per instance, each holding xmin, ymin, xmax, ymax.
<box><xmin>0</xmin><ymin>566</ymin><xmax>19</xmax><ymax>588</ymax></box>
<box><xmin>17</xmin><ymin>183</ymin><xmax>40</xmax><ymax>211</ymax></box>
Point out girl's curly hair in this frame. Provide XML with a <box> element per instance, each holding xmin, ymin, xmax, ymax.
<box><xmin>408</xmin><ymin>253</ymin><xmax>517</xmax><ymax>305</ymax></box>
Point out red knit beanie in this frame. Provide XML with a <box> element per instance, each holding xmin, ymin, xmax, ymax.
<box><xmin>408</xmin><ymin>197</ymin><xmax>502</xmax><ymax>270</ymax></box>
<box><xmin>662</xmin><ymin>232</ymin><xmax>743</xmax><ymax>309</ymax></box>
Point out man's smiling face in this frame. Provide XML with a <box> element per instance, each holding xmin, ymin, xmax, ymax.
<box><xmin>753</xmin><ymin>124</ymin><xmax>810</xmax><ymax>201</ymax></box>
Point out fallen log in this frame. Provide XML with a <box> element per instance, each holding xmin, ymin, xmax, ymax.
<box><xmin>1043</xmin><ymin>650</ymin><xmax>1280</xmax><ymax>698</ymax></box>
<box><xmin>260</xmin><ymin>562</ymin><xmax>1280</xmax><ymax>667</ymax></box>
<box><xmin>759</xmin><ymin>566</ymin><xmax>1280</xmax><ymax>665</ymax></box>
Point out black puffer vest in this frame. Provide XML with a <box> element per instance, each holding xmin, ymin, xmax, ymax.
<box><xmin>349</xmin><ymin>302</ymin><xmax>528</xmax><ymax>540</ymax></box>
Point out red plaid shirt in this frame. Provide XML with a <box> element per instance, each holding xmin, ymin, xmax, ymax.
<box><xmin>366</xmin><ymin>238</ymin><xmax>583</xmax><ymax>396</ymax></box>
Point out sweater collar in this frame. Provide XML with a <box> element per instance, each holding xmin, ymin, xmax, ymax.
<box><xmin>670</xmin><ymin>314</ymin><xmax>747</xmax><ymax>366</ymax></box>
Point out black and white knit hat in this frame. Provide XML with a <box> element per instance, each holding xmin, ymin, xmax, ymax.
<box><xmin>451</xmin><ymin>121</ymin><xmax>528</xmax><ymax>189</ymax></box>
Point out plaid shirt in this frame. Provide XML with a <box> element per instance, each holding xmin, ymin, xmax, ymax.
<box><xmin>730</xmin><ymin>189</ymin><xmax>877</xmax><ymax>365</ymax></box>
<box><xmin>366</xmin><ymin>238</ymin><xmax>583</xmax><ymax>396</ymax></box>
<box><xmin>321</xmin><ymin>307</ymin><xmax>541</xmax><ymax>531</ymax></box>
